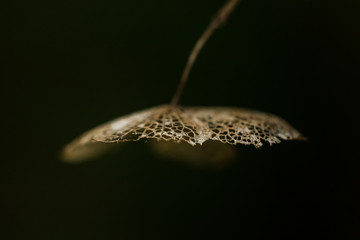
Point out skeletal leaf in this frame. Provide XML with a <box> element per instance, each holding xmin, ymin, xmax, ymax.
<box><xmin>61</xmin><ymin>105</ymin><xmax>303</xmax><ymax>163</ymax></box>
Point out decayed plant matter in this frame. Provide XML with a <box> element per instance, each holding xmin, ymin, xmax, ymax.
<box><xmin>61</xmin><ymin>0</ymin><xmax>304</xmax><ymax>163</ymax></box>
<box><xmin>62</xmin><ymin>105</ymin><xmax>302</xmax><ymax>162</ymax></box>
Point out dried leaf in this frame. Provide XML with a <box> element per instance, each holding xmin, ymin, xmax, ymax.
<box><xmin>61</xmin><ymin>105</ymin><xmax>303</xmax><ymax>162</ymax></box>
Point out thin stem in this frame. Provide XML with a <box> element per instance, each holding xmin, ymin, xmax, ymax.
<box><xmin>170</xmin><ymin>0</ymin><xmax>241</xmax><ymax>106</ymax></box>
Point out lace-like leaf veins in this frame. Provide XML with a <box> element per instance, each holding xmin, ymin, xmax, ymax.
<box><xmin>62</xmin><ymin>105</ymin><xmax>303</xmax><ymax>162</ymax></box>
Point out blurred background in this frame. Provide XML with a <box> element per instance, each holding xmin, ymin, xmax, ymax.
<box><xmin>1</xmin><ymin>0</ymin><xmax>358</xmax><ymax>239</ymax></box>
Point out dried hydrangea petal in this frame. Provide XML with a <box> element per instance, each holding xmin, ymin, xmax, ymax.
<box><xmin>61</xmin><ymin>105</ymin><xmax>303</xmax><ymax>162</ymax></box>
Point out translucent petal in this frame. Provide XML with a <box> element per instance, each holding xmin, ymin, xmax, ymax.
<box><xmin>61</xmin><ymin>105</ymin><xmax>303</xmax><ymax>162</ymax></box>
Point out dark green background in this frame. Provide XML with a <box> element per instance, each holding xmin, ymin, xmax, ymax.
<box><xmin>2</xmin><ymin>0</ymin><xmax>357</xmax><ymax>239</ymax></box>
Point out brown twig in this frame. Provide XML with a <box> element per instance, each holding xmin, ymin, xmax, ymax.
<box><xmin>171</xmin><ymin>0</ymin><xmax>241</xmax><ymax>106</ymax></box>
